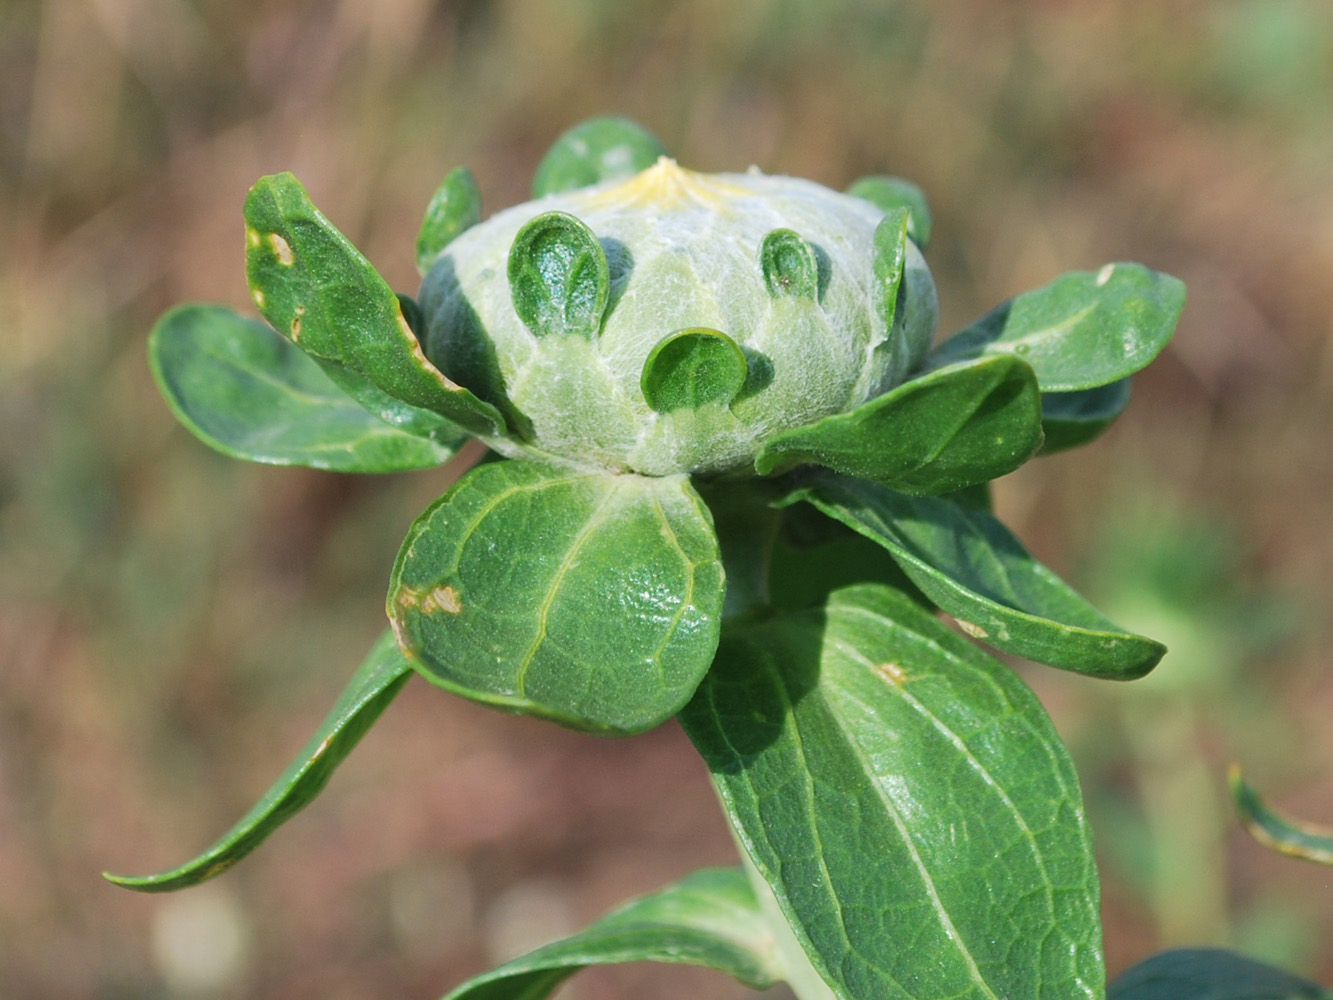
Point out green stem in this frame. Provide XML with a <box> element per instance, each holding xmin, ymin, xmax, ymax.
<box><xmin>696</xmin><ymin>480</ymin><xmax>782</xmax><ymax>620</ymax></box>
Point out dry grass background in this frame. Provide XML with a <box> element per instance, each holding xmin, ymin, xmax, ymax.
<box><xmin>3</xmin><ymin>1</ymin><xmax>1333</xmax><ymax>997</ymax></box>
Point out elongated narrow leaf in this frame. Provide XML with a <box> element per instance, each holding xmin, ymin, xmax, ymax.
<box><xmin>786</xmin><ymin>474</ymin><xmax>1164</xmax><ymax>678</ymax></box>
<box><xmin>388</xmin><ymin>461</ymin><xmax>724</xmax><ymax>735</ymax></box>
<box><xmin>1231</xmin><ymin>766</ymin><xmax>1333</xmax><ymax>865</ymax></box>
<box><xmin>1040</xmin><ymin>379</ymin><xmax>1132</xmax><ymax>455</ymax></box>
<box><xmin>756</xmin><ymin>356</ymin><xmax>1043</xmax><ymax>494</ymax></box>
<box><xmin>847</xmin><ymin>175</ymin><xmax>932</xmax><ymax>247</ymax></box>
<box><xmin>149</xmin><ymin>304</ymin><xmax>464</xmax><ymax>472</ymax></box>
<box><xmin>444</xmin><ymin>868</ymin><xmax>782</xmax><ymax>1000</ymax></box>
<box><xmin>416</xmin><ymin>166</ymin><xmax>482</xmax><ymax>275</ymax></box>
<box><xmin>925</xmin><ymin>263</ymin><xmax>1185</xmax><ymax>391</ymax></box>
<box><xmin>681</xmin><ymin>584</ymin><xmax>1104</xmax><ymax>1000</ymax></box>
<box><xmin>243</xmin><ymin>172</ymin><xmax>505</xmax><ymax>436</ymax></box>
<box><xmin>1109</xmin><ymin>948</ymin><xmax>1332</xmax><ymax>1000</ymax></box>
<box><xmin>532</xmin><ymin>116</ymin><xmax>668</xmax><ymax>198</ymax></box>
<box><xmin>104</xmin><ymin>631</ymin><xmax>412</xmax><ymax>892</ymax></box>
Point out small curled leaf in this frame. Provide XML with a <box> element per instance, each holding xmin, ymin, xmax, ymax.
<box><xmin>532</xmin><ymin>116</ymin><xmax>668</xmax><ymax>198</ymax></box>
<box><xmin>1231</xmin><ymin>765</ymin><xmax>1333</xmax><ymax>866</ymax></box>
<box><xmin>508</xmin><ymin>211</ymin><xmax>610</xmax><ymax>339</ymax></box>
<box><xmin>416</xmin><ymin>166</ymin><xmax>482</xmax><ymax>275</ymax></box>
<box><xmin>641</xmin><ymin>328</ymin><xmax>749</xmax><ymax>413</ymax></box>
<box><xmin>848</xmin><ymin>175</ymin><xmax>932</xmax><ymax>248</ymax></box>
<box><xmin>760</xmin><ymin>228</ymin><xmax>819</xmax><ymax>300</ymax></box>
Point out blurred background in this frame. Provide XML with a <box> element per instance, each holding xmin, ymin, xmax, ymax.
<box><xmin>3</xmin><ymin>0</ymin><xmax>1333</xmax><ymax>997</ymax></box>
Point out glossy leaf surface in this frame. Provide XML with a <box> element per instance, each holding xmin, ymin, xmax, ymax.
<box><xmin>755</xmin><ymin>356</ymin><xmax>1043</xmax><ymax>494</ymax></box>
<box><xmin>416</xmin><ymin>165</ymin><xmax>482</xmax><ymax>275</ymax></box>
<box><xmin>443</xmin><ymin>868</ymin><xmax>782</xmax><ymax>1000</ymax></box>
<box><xmin>149</xmin><ymin>304</ymin><xmax>462</xmax><ymax>471</ymax></box>
<box><xmin>389</xmin><ymin>461</ymin><xmax>724</xmax><ymax>735</ymax></box>
<box><xmin>925</xmin><ymin>263</ymin><xmax>1185</xmax><ymax>391</ymax></box>
<box><xmin>243</xmin><ymin>172</ymin><xmax>504</xmax><ymax>436</ymax></box>
<box><xmin>682</xmin><ymin>584</ymin><xmax>1104</xmax><ymax>1000</ymax></box>
<box><xmin>760</xmin><ymin>228</ymin><xmax>820</xmax><ymax>300</ymax></box>
<box><xmin>104</xmin><ymin>631</ymin><xmax>412</xmax><ymax>892</ymax></box>
<box><xmin>641</xmin><ymin>328</ymin><xmax>748</xmax><ymax>413</ymax></box>
<box><xmin>1109</xmin><ymin>948</ymin><xmax>1331</xmax><ymax>1000</ymax></box>
<box><xmin>1040</xmin><ymin>379</ymin><xmax>1132</xmax><ymax>455</ymax></box>
<box><xmin>786</xmin><ymin>474</ymin><xmax>1165</xmax><ymax>678</ymax></box>
<box><xmin>847</xmin><ymin>175</ymin><xmax>933</xmax><ymax>247</ymax></box>
<box><xmin>531</xmin><ymin>116</ymin><xmax>668</xmax><ymax>197</ymax></box>
<box><xmin>1231</xmin><ymin>766</ymin><xmax>1333</xmax><ymax>865</ymax></box>
<box><xmin>508</xmin><ymin>211</ymin><xmax>610</xmax><ymax>339</ymax></box>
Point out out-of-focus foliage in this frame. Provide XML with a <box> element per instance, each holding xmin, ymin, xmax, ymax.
<box><xmin>3</xmin><ymin>1</ymin><xmax>1333</xmax><ymax>997</ymax></box>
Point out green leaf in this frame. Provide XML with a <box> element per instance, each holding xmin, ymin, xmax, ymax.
<box><xmin>104</xmin><ymin>631</ymin><xmax>412</xmax><ymax>892</ymax></box>
<box><xmin>641</xmin><ymin>328</ymin><xmax>748</xmax><ymax>413</ymax></box>
<box><xmin>755</xmin><ymin>356</ymin><xmax>1044</xmax><ymax>494</ymax></box>
<box><xmin>243</xmin><ymin>172</ymin><xmax>505</xmax><ymax>437</ymax></box>
<box><xmin>872</xmin><ymin>207</ymin><xmax>911</xmax><ymax>335</ymax></box>
<box><xmin>148</xmin><ymin>304</ymin><xmax>464</xmax><ymax>472</ymax></box>
<box><xmin>1039</xmin><ymin>379</ymin><xmax>1132</xmax><ymax>455</ymax></box>
<box><xmin>786</xmin><ymin>474</ymin><xmax>1165</xmax><ymax>678</ymax></box>
<box><xmin>443</xmin><ymin>868</ymin><xmax>783</xmax><ymax>1000</ymax></box>
<box><xmin>681</xmin><ymin>584</ymin><xmax>1105</xmax><ymax>1000</ymax></box>
<box><xmin>760</xmin><ymin>228</ymin><xmax>820</xmax><ymax>300</ymax></box>
<box><xmin>507</xmin><ymin>211</ymin><xmax>611</xmax><ymax>340</ymax></box>
<box><xmin>416</xmin><ymin>165</ymin><xmax>482</xmax><ymax>275</ymax></box>
<box><xmin>925</xmin><ymin>263</ymin><xmax>1185</xmax><ymax>391</ymax></box>
<box><xmin>847</xmin><ymin>175</ymin><xmax>933</xmax><ymax>247</ymax></box>
<box><xmin>532</xmin><ymin>116</ymin><xmax>668</xmax><ymax>198</ymax></box>
<box><xmin>1109</xmin><ymin>948</ymin><xmax>1332</xmax><ymax>999</ymax></box>
<box><xmin>388</xmin><ymin>460</ymin><xmax>724</xmax><ymax>735</ymax></box>
<box><xmin>1231</xmin><ymin>766</ymin><xmax>1333</xmax><ymax>865</ymax></box>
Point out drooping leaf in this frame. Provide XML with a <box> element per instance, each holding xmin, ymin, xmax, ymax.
<box><xmin>1040</xmin><ymin>379</ymin><xmax>1132</xmax><ymax>455</ymax></box>
<box><xmin>681</xmin><ymin>584</ymin><xmax>1105</xmax><ymax>1000</ymax></box>
<box><xmin>243</xmin><ymin>172</ymin><xmax>505</xmax><ymax>436</ymax></box>
<box><xmin>785</xmin><ymin>474</ymin><xmax>1165</xmax><ymax>678</ymax></box>
<box><xmin>416</xmin><ymin>165</ymin><xmax>482</xmax><ymax>275</ymax></box>
<box><xmin>532</xmin><ymin>116</ymin><xmax>668</xmax><ymax>198</ymax></box>
<box><xmin>388</xmin><ymin>460</ymin><xmax>724</xmax><ymax>735</ymax></box>
<box><xmin>1108</xmin><ymin>948</ymin><xmax>1332</xmax><ymax>1000</ymax></box>
<box><xmin>104</xmin><ymin>631</ymin><xmax>412</xmax><ymax>892</ymax></box>
<box><xmin>641</xmin><ymin>328</ymin><xmax>749</xmax><ymax>413</ymax></box>
<box><xmin>1231</xmin><ymin>766</ymin><xmax>1333</xmax><ymax>865</ymax></box>
<box><xmin>924</xmin><ymin>263</ymin><xmax>1185</xmax><ymax>391</ymax></box>
<box><xmin>443</xmin><ymin>868</ymin><xmax>783</xmax><ymax>1000</ymax></box>
<box><xmin>755</xmin><ymin>356</ymin><xmax>1044</xmax><ymax>494</ymax></box>
<box><xmin>507</xmin><ymin>211</ymin><xmax>610</xmax><ymax>339</ymax></box>
<box><xmin>760</xmin><ymin>228</ymin><xmax>820</xmax><ymax>300</ymax></box>
<box><xmin>847</xmin><ymin>175</ymin><xmax>933</xmax><ymax>247</ymax></box>
<box><xmin>148</xmin><ymin>304</ymin><xmax>464</xmax><ymax>471</ymax></box>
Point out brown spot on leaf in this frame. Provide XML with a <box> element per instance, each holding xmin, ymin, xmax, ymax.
<box><xmin>269</xmin><ymin>232</ymin><xmax>295</xmax><ymax>266</ymax></box>
<box><xmin>875</xmin><ymin>662</ymin><xmax>907</xmax><ymax>687</ymax></box>
<box><xmin>422</xmin><ymin>585</ymin><xmax>462</xmax><ymax>614</ymax></box>
<box><xmin>954</xmin><ymin>619</ymin><xmax>989</xmax><ymax>639</ymax></box>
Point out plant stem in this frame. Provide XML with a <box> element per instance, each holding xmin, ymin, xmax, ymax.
<box><xmin>698</xmin><ymin>480</ymin><xmax>782</xmax><ymax>620</ymax></box>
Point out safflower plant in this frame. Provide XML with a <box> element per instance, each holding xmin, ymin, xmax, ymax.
<box><xmin>107</xmin><ymin>117</ymin><xmax>1331</xmax><ymax>999</ymax></box>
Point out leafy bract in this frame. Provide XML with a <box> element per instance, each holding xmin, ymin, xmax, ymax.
<box><xmin>149</xmin><ymin>304</ymin><xmax>463</xmax><ymax>472</ymax></box>
<box><xmin>785</xmin><ymin>474</ymin><xmax>1165</xmax><ymax>678</ymax></box>
<box><xmin>755</xmin><ymin>356</ymin><xmax>1043</xmax><ymax>494</ymax></box>
<box><xmin>243</xmin><ymin>172</ymin><xmax>504</xmax><ymax>437</ymax></box>
<box><xmin>443</xmin><ymin>868</ymin><xmax>782</xmax><ymax>1000</ymax></box>
<box><xmin>1108</xmin><ymin>948</ymin><xmax>1332</xmax><ymax>1000</ymax></box>
<box><xmin>416</xmin><ymin>165</ymin><xmax>482</xmax><ymax>275</ymax></box>
<box><xmin>925</xmin><ymin>263</ymin><xmax>1185</xmax><ymax>391</ymax></box>
<box><xmin>641</xmin><ymin>328</ymin><xmax>748</xmax><ymax>413</ymax></box>
<box><xmin>104</xmin><ymin>631</ymin><xmax>412</xmax><ymax>892</ymax></box>
<box><xmin>681</xmin><ymin>584</ymin><xmax>1104</xmax><ymax>1000</ymax></box>
<box><xmin>1040</xmin><ymin>379</ymin><xmax>1132</xmax><ymax>455</ymax></box>
<box><xmin>1231</xmin><ymin>766</ymin><xmax>1333</xmax><ymax>865</ymax></box>
<box><xmin>760</xmin><ymin>228</ymin><xmax>820</xmax><ymax>300</ymax></box>
<box><xmin>532</xmin><ymin>116</ymin><xmax>668</xmax><ymax>198</ymax></box>
<box><xmin>388</xmin><ymin>461</ymin><xmax>724</xmax><ymax>735</ymax></box>
<box><xmin>847</xmin><ymin>175</ymin><xmax>933</xmax><ymax>247</ymax></box>
<box><xmin>507</xmin><ymin>211</ymin><xmax>610</xmax><ymax>339</ymax></box>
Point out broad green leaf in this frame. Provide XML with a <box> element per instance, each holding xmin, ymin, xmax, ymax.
<box><xmin>1040</xmin><ymin>379</ymin><xmax>1131</xmax><ymax>455</ymax></box>
<box><xmin>388</xmin><ymin>460</ymin><xmax>724</xmax><ymax>735</ymax></box>
<box><xmin>443</xmin><ymin>868</ymin><xmax>783</xmax><ymax>1000</ymax></box>
<box><xmin>243</xmin><ymin>172</ymin><xmax>505</xmax><ymax>437</ymax></box>
<box><xmin>507</xmin><ymin>211</ymin><xmax>611</xmax><ymax>339</ymax></box>
<box><xmin>416</xmin><ymin>165</ymin><xmax>482</xmax><ymax>275</ymax></box>
<box><xmin>1109</xmin><ymin>948</ymin><xmax>1331</xmax><ymax>1000</ymax></box>
<box><xmin>847</xmin><ymin>175</ymin><xmax>933</xmax><ymax>247</ymax></box>
<box><xmin>641</xmin><ymin>328</ymin><xmax>748</xmax><ymax>413</ymax></box>
<box><xmin>149</xmin><ymin>304</ymin><xmax>463</xmax><ymax>472</ymax></box>
<box><xmin>104</xmin><ymin>631</ymin><xmax>412</xmax><ymax>892</ymax></box>
<box><xmin>1231</xmin><ymin>766</ymin><xmax>1333</xmax><ymax>865</ymax></box>
<box><xmin>755</xmin><ymin>356</ymin><xmax>1044</xmax><ymax>494</ymax></box>
<box><xmin>532</xmin><ymin>116</ymin><xmax>668</xmax><ymax>198</ymax></box>
<box><xmin>785</xmin><ymin>474</ymin><xmax>1165</xmax><ymax>678</ymax></box>
<box><xmin>760</xmin><ymin>228</ymin><xmax>820</xmax><ymax>300</ymax></box>
<box><xmin>312</xmin><ymin>354</ymin><xmax>470</xmax><ymax>443</ymax></box>
<box><xmin>681</xmin><ymin>584</ymin><xmax>1104</xmax><ymax>1000</ymax></box>
<box><xmin>925</xmin><ymin>263</ymin><xmax>1185</xmax><ymax>391</ymax></box>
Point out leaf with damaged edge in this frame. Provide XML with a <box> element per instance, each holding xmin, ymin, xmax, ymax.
<box><xmin>443</xmin><ymin>868</ymin><xmax>782</xmax><ymax>1000</ymax></box>
<box><xmin>388</xmin><ymin>460</ymin><xmax>724</xmax><ymax>735</ymax></box>
<box><xmin>681</xmin><ymin>583</ymin><xmax>1104</xmax><ymax>1000</ymax></box>
<box><xmin>1231</xmin><ymin>766</ymin><xmax>1333</xmax><ymax>866</ymax></box>
<box><xmin>1108</xmin><ymin>948</ymin><xmax>1332</xmax><ymax>999</ymax></box>
<box><xmin>785</xmin><ymin>473</ymin><xmax>1165</xmax><ymax>678</ymax></box>
<box><xmin>104</xmin><ymin>631</ymin><xmax>412</xmax><ymax>892</ymax></box>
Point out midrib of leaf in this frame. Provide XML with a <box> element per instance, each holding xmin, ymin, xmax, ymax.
<box><xmin>644</xmin><ymin>490</ymin><xmax>695</xmax><ymax>681</ymax></box>
<box><xmin>199</xmin><ymin>342</ymin><xmax>343</xmax><ymax>407</ymax></box>
<box><xmin>996</xmin><ymin>302</ymin><xmax>1095</xmax><ymax>355</ymax></box>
